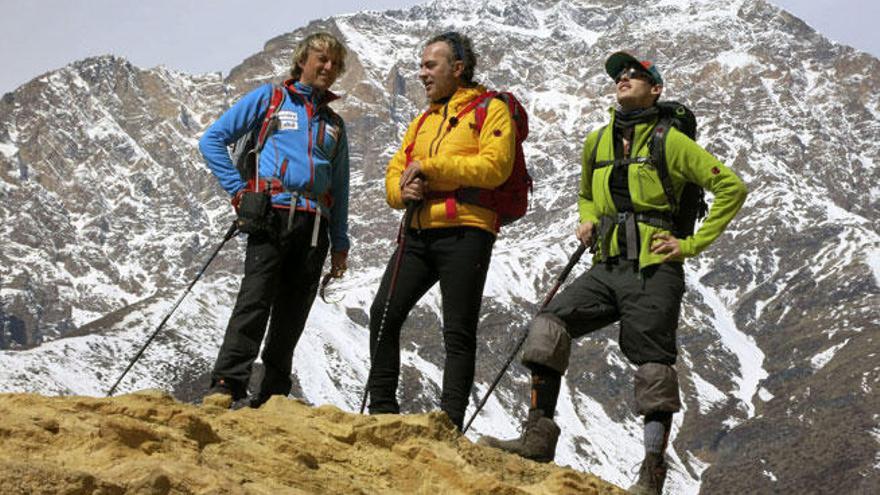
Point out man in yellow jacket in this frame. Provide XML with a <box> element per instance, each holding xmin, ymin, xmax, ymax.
<box><xmin>365</xmin><ymin>31</ymin><xmax>515</xmax><ymax>430</ymax></box>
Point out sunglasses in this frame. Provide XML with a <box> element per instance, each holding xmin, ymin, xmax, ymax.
<box><xmin>615</xmin><ymin>66</ymin><xmax>654</xmax><ymax>84</ymax></box>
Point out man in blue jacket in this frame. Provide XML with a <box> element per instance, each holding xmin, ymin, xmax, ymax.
<box><xmin>199</xmin><ymin>32</ymin><xmax>350</xmax><ymax>407</ymax></box>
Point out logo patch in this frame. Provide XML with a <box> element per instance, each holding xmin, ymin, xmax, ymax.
<box><xmin>276</xmin><ymin>110</ymin><xmax>299</xmax><ymax>131</ymax></box>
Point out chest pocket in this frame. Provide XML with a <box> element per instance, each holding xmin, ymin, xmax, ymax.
<box><xmin>436</xmin><ymin>114</ymin><xmax>480</xmax><ymax>157</ymax></box>
<box><xmin>635</xmin><ymin>161</ymin><xmax>669</xmax><ymax>209</ymax></box>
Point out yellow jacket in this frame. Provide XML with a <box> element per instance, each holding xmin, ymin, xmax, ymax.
<box><xmin>385</xmin><ymin>85</ymin><xmax>516</xmax><ymax>234</ymax></box>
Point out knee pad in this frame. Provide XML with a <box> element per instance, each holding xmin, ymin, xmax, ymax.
<box><xmin>521</xmin><ymin>314</ymin><xmax>572</xmax><ymax>374</ymax></box>
<box><xmin>634</xmin><ymin>362</ymin><xmax>681</xmax><ymax>416</ymax></box>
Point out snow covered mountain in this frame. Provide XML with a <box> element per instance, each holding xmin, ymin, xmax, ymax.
<box><xmin>1</xmin><ymin>0</ymin><xmax>878</xmax><ymax>493</ymax></box>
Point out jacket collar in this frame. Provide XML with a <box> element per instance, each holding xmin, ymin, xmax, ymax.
<box><xmin>428</xmin><ymin>84</ymin><xmax>487</xmax><ymax>113</ymax></box>
<box><xmin>606</xmin><ymin>106</ymin><xmax>659</xmax><ymax>154</ymax></box>
<box><xmin>607</xmin><ymin>106</ymin><xmax>659</xmax><ymax>128</ymax></box>
<box><xmin>607</xmin><ymin>105</ymin><xmax>658</xmax><ymax>117</ymax></box>
<box><xmin>284</xmin><ymin>79</ymin><xmax>340</xmax><ymax>107</ymax></box>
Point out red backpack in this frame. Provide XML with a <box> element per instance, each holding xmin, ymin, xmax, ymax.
<box><xmin>412</xmin><ymin>91</ymin><xmax>532</xmax><ymax>230</ymax></box>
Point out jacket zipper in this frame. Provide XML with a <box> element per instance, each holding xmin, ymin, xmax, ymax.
<box><xmin>428</xmin><ymin>103</ymin><xmax>449</xmax><ymax>157</ymax></box>
<box><xmin>290</xmin><ymin>86</ymin><xmax>317</xmax><ymax>213</ymax></box>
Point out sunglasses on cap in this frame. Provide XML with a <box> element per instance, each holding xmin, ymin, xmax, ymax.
<box><xmin>615</xmin><ymin>66</ymin><xmax>655</xmax><ymax>84</ymax></box>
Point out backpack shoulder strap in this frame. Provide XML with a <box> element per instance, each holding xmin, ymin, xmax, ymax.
<box><xmin>651</xmin><ymin>119</ymin><xmax>678</xmax><ymax>213</ymax></box>
<box><xmin>404</xmin><ymin>110</ymin><xmax>433</xmax><ymax>165</ymax></box>
<box><xmin>587</xmin><ymin>125</ymin><xmax>607</xmax><ymax>172</ymax></box>
<box><xmin>255</xmin><ymin>84</ymin><xmax>286</xmax><ymax>152</ymax></box>
<box><xmin>580</xmin><ymin>125</ymin><xmax>608</xmax><ymax>202</ymax></box>
<box><xmin>448</xmin><ymin>90</ymin><xmax>495</xmax><ymax>134</ymax></box>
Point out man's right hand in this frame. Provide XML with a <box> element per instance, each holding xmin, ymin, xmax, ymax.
<box><xmin>401</xmin><ymin>176</ymin><xmax>427</xmax><ymax>203</ymax></box>
<box><xmin>575</xmin><ymin>221</ymin><xmax>595</xmax><ymax>246</ymax></box>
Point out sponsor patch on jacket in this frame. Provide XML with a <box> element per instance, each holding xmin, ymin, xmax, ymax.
<box><xmin>276</xmin><ymin>110</ymin><xmax>299</xmax><ymax>131</ymax></box>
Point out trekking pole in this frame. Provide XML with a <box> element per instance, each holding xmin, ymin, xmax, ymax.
<box><xmin>462</xmin><ymin>241</ymin><xmax>590</xmax><ymax>434</ymax></box>
<box><xmin>359</xmin><ymin>203</ymin><xmax>417</xmax><ymax>414</ymax></box>
<box><xmin>106</xmin><ymin>220</ymin><xmax>239</xmax><ymax>397</ymax></box>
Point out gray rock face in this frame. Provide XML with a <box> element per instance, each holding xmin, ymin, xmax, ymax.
<box><xmin>1</xmin><ymin>0</ymin><xmax>878</xmax><ymax>492</ymax></box>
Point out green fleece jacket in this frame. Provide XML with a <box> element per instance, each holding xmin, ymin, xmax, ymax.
<box><xmin>578</xmin><ymin>107</ymin><xmax>747</xmax><ymax>268</ymax></box>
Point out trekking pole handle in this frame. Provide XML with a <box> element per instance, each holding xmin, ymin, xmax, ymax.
<box><xmin>557</xmin><ymin>244</ymin><xmax>586</xmax><ymax>282</ymax></box>
<box><xmin>536</xmin><ymin>242</ymin><xmax>586</xmax><ymax>311</ymax></box>
<box><xmin>222</xmin><ymin>221</ymin><xmax>239</xmax><ymax>242</ymax></box>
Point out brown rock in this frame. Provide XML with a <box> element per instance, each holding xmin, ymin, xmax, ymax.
<box><xmin>0</xmin><ymin>391</ymin><xmax>625</xmax><ymax>494</ymax></box>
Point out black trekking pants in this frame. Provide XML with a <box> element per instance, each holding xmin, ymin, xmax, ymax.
<box><xmin>211</xmin><ymin>209</ymin><xmax>329</xmax><ymax>400</ymax></box>
<box><xmin>547</xmin><ymin>260</ymin><xmax>684</xmax><ymax>365</ymax></box>
<box><xmin>367</xmin><ymin>227</ymin><xmax>494</xmax><ymax>430</ymax></box>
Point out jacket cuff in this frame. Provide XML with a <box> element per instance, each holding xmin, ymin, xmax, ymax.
<box><xmin>386</xmin><ymin>189</ymin><xmax>406</xmax><ymax>209</ymax></box>
<box><xmin>579</xmin><ymin>213</ymin><xmax>599</xmax><ymax>225</ymax></box>
<box><xmin>679</xmin><ymin>237</ymin><xmax>696</xmax><ymax>258</ymax></box>
<box><xmin>419</xmin><ymin>157</ymin><xmax>436</xmax><ymax>178</ymax></box>
<box><xmin>331</xmin><ymin>236</ymin><xmax>351</xmax><ymax>253</ymax></box>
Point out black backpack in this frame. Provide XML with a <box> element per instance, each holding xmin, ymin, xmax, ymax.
<box><xmin>586</xmin><ymin>101</ymin><xmax>708</xmax><ymax>238</ymax></box>
<box><xmin>649</xmin><ymin>101</ymin><xmax>708</xmax><ymax>238</ymax></box>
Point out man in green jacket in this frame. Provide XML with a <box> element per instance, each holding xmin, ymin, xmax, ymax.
<box><xmin>479</xmin><ymin>52</ymin><xmax>747</xmax><ymax>495</ymax></box>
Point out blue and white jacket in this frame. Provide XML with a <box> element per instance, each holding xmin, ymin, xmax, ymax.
<box><xmin>200</xmin><ymin>81</ymin><xmax>350</xmax><ymax>253</ymax></box>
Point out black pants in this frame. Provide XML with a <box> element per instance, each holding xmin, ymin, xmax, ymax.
<box><xmin>367</xmin><ymin>227</ymin><xmax>494</xmax><ymax>429</ymax></box>
<box><xmin>211</xmin><ymin>209</ymin><xmax>329</xmax><ymax>399</ymax></box>
<box><xmin>546</xmin><ymin>260</ymin><xmax>685</xmax><ymax>365</ymax></box>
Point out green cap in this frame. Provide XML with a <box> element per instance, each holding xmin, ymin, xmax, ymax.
<box><xmin>605</xmin><ymin>51</ymin><xmax>663</xmax><ymax>85</ymax></box>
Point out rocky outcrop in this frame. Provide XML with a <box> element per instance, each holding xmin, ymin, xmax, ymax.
<box><xmin>0</xmin><ymin>391</ymin><xmax>624</xmax><ymax>494</ymax></box>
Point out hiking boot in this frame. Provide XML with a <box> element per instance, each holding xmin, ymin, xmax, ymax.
<box><xmin>248</xmin><ymin>392</ymin><xmax>283</xmax><ymax>409</ymax></box>
<box><xmin>204</xmin><ymin>378</ymin><xmax>245</xmax><ymax>405</ymax></box>
<box><xmin>628</xmin><ymin>452</ymin><xmax>668</xmax><ymax>495</ymax></box>
<box><xmin>206</xmin><ymin>378</ymin><xmax>234</xmax><ymax>397</ymax></box>
<box><xmin>477</xmin><ymin>409</ymin><xmax>560</xmax><ymax>463</ymax></box>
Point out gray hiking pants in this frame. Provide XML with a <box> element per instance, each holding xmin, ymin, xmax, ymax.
<box><xmin>522</xmin><ymin>260</ymin><xmax>684</xmax><ymax>414</ymax></box>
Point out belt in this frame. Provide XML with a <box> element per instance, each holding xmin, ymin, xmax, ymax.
<box><xmin>285</xmin><ymin>190</ymin><xmax>324</xmax><ymax>247</ymax></box>
<box><xmin>597</xmin><ymin>211</ymin><xmax>676</xmax><ymax>261</ymax></box>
